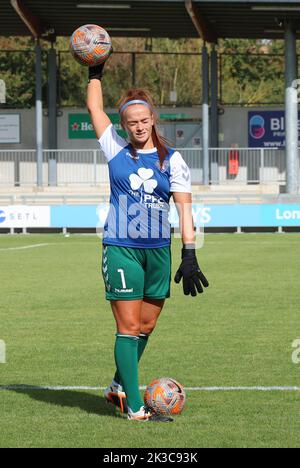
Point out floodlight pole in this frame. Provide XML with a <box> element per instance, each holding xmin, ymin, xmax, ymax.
<box><xmin>210</xmin><ymin>44</ymin><xmax>219</xmax><ymax>183</ymax></box>
<box><xmin>285</xmin><ymin>20</ymin><xmax>299</xmax><ymax>194</ymax></box>
<box><xmin>210</xmin><ymin>45</ymin><xmax>219</xmax><ymax>147</ymax></box>
<box><xmin>11</xmin><ymin>0</ymin><xmax>45</xmax><ymax>188</ymax></box>
<box><xmin>48</xmin><ymin>46</ymin><xmax>58</xmax><ymax>186</ymax></box>
<box><xmin>185</xmin><ymin>0</ymin><xmax>217</xmax><ymax>187</ymax></box>
<box><xmin>202</xmin><ymin>45</ymin><xmax>210</xmax><ymax>186</ymax></box>
<box><xmin>35</xmin><ymin>41</ymin><xmax>43</xmax><ymax>188</ymax></box>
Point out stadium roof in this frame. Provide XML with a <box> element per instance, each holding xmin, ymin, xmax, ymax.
<box><xmin>2</xmin><ymin>0</ymin><xmax>300</xmax><ymax>41</ymax></box>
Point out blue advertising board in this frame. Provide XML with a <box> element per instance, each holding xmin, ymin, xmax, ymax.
<box><xmin>248</xmin><ymin>111</ymin><xmax>300</xmax><ymax>148</ymax></box>
<box><xmin>2</xmin><ymin>204</ymin><xmax>298</xmax><ymax>229</ymax></box>
<box><xmin>50</xmin><ymin>204</ymin><xmax>300</xmax><ymax>229</ymax></box>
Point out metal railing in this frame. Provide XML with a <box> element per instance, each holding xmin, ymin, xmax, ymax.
<box><xmin>0</xmin><ymin>148</ymin><xmax>294</xmax><ymax>187</ymax></box>
<box><xmin>175</xmin><ymin>148</ymin><xmax>287</xmax><ymax>185</ymax></box>
<box><xmin>208</xmin><ymin>148</ymin><xmax>287</xmax><ymax>185</ymax></box>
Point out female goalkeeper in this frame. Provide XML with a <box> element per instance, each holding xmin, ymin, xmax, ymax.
<box><xmin>87</xmin><ymin>61</ymin><xmax>209</xmax><ymax>422</ymax></box>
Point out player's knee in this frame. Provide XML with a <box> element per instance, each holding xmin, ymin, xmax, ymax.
<box><xmin>140</xmin><ymin>321</ymin><xmax>156</xmax><ymax>335</ymax></box>
<box><xmin>117</xmin><ymin>325</ymin><xmax>141</xmax><ymax>336</ymax></box>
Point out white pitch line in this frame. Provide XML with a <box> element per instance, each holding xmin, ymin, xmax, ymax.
<box><xmin>0</xmin><ymin>242</ymin><xmax>101</xmax><ymax>251</ymax></box>
<box><xmin>1</xmin><ymin>385</ymin><xmax>300</xmax><ymax>392</ymax></box>
<box><xmin>185</xmin><ymin>386</ymin><xmax>300</xmax><ymax>392</ymax></box>
<box><xmin>0</xmin><ymin>243</ymin><xmax>50</xmax><ymax>252</ymax></box>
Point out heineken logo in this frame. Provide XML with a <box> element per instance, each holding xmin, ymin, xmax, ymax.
<box><xmin>72</xmin><ymin>122</ymin><xmax>79</xmax><ymax>131</ymax></box>
<box><xmin>68</xmin><ymin>113</ymin><xmax>127</xmax><ymax>139</ymax></box>
<box><xmin>69</xmin><ymin>114</ymin><xmax>96</xmax><ymax>139</ymax></box>
<box><xmin>71</xmin><ymin>121</ymin><xmax>94</xmax><ymax>132</ymax></box>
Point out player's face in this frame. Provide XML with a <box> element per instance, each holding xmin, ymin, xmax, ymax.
<box><xmin>123</xmin><ymin>106</ymin><xmax>154</xmax><ymax>148</ymax></box>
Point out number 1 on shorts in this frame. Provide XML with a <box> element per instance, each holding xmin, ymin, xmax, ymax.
<box><xmin>117</xmin><ymin>269</ymin><xmax>127</xmax><ymax>289</ymax></box>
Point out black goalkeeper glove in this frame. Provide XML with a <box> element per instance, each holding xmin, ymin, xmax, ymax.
<box><xmin>88</xmin><ymin>48</ymin><xmax>113</xmax><ymax>82</ymax></box>
<box><xmin>174</xmin><ymin>244</ymin><xmax>209</xmax><ymax>297</ymax></box>
<box><xmin>88</xmin><ymin>62</ymin><xmax>106</xmax><ymax>82</ymax></box>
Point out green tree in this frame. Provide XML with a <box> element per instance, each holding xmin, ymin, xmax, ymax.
<box><xmin>0</xmin><ymin>37</ymin><xmax>48</xmax><ymax>108</ymax></box>
<box><xmin>0</xmin><ymin>36</ymin><xmax>289</xmax><ymax>109</ymax></box>
<box><xmin>219</xmin><ymin>39</ymin><xmax>285</xmax><ymax>105</ymax></box>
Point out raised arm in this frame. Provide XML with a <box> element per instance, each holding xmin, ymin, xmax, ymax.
<box><xmin>86</xmin><ymin>64</ymin><xmax>112</xmax><ymax>140</ymax></box>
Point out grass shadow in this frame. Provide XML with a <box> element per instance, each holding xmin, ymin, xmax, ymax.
<box><xmin>5</xmin><ymin>385</ymin><xmax>123</xmax><ymax>419</ymax></box>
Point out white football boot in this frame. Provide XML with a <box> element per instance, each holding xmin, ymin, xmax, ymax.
<box><xmin>104</xmin><ymin>380</ymin><xmax>128</xmax><ymax>413</ymax></box>
<box><xmin>127</xmin><ymin>405</ymin><xmax>173</xmax><ymax>422</ymax></box>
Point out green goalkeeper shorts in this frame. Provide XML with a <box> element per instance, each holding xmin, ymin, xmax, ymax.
<box><xmin>102</xmin><ymin>245</ymin><xmax>171</xmax><ymax>301</ymax></box>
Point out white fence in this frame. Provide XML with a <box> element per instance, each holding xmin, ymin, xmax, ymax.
<box><xmin>0</xmin><ymin>148</ymin><xmax>293</xmax><ymax>187</ymax></box>
<box><xmin>0</xmin><ymin>149</ymin><xmax>108</xmax><ymax>186</ymax></box>
<box><xmin>208</xmin><ymin>148</ymin><xmax>287</xmax><ymax>185</ymax></box>
<box><xmin>182</xmin><ymin>147</ymin><xmax>287</xmax><ymax>185</ymax></box>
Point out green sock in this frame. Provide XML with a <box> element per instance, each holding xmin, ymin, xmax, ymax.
<box><xmin>138</xmin><ymin>333</ymin><xmax>149</xmax><ymax>360</ymax></box>
<box><xmin>114</xmin><ymin>334</ymin><xmax>144</xmax><ymax>413</ymax></box>
<box><xmin>113</xmin><ymin>333</ymin><xmax>149</xmax><ymax>386</ymax></box>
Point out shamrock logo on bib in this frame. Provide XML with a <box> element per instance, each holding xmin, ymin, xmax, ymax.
<box><xmin>129</xmin><ymin>168</ymin><xmax>158</xmax><ymax>194</ymax></box>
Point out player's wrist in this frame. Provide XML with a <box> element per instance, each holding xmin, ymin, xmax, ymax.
<box><xmin>88</xmin><ymin>63</ymin><xmax>105</xmax><ymax>82</ymax></box>
<box><xmin>181</xmin><ymin>244</ymin><xmax>196</xmax><ymax>258</ymax></box>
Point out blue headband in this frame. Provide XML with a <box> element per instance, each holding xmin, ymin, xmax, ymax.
<box><xmin>119</xmin><ymin>99</ymin><xmax>151</xmax><ymax>114</ymax></box>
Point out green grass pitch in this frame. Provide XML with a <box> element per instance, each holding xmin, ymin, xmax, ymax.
<box><xmin>1</xmin><ymin>233</ymin><xmax>300</xmax><ymax>448</ymax></box>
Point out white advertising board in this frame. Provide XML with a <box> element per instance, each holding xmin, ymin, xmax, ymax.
<box><xmin>0</xmin><ymin>114</ymin><xmax>20</xmax><ymax>144</ymax></box>
<box><xmin>0</xmin><ymin>206</ymin><xmax>51</xmax><ymax>228</ymax></box>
